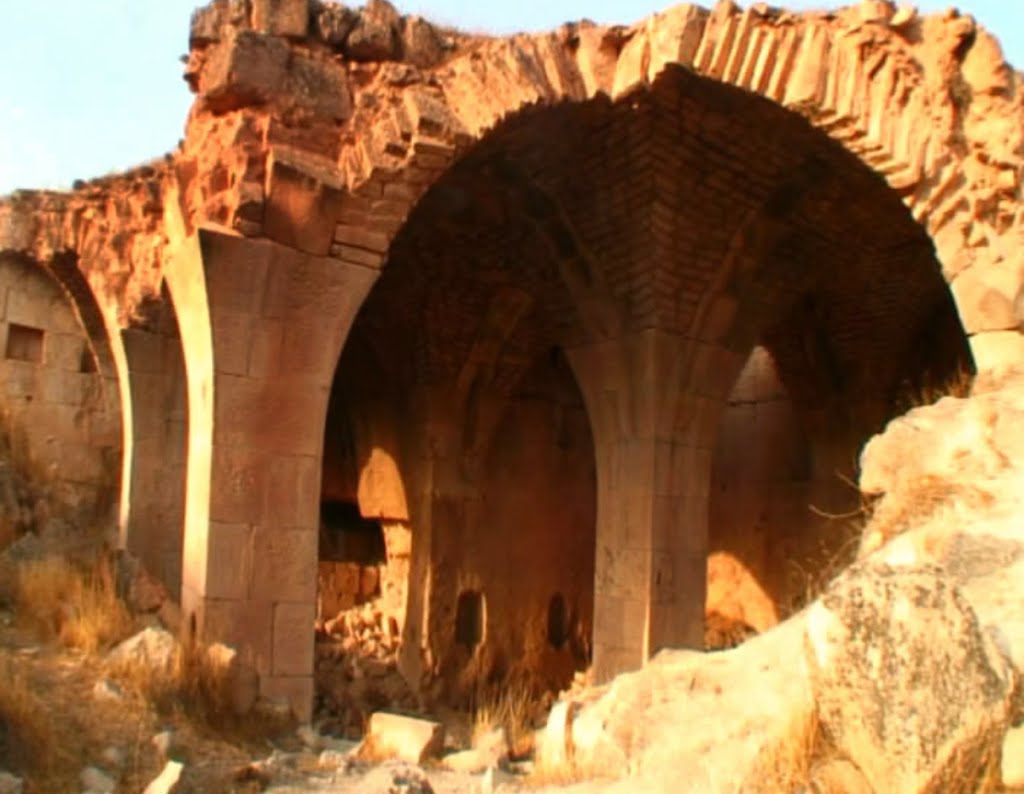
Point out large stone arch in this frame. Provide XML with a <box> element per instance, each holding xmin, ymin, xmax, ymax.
<box><xmin>2</xmin><ymin>0</ymin><xmax>1020</xmax><ymax>717</ymax></box>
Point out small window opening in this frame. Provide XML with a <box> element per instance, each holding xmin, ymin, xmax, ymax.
<box><xmin>547</xmin><ymin>593</ymin><xmax>569</xmax><ymax>649</ymax></box>
<box><xmin>79</xmin><ymin>345</ymin><xmax>98</xmax><ymax>373</ymax></box>
<box><xmin>5</xmin><ymin>324</ymin><xmax>44</xmax><ymax>363</ymax></box>
<box><xmin>455</xmin><ymin>590</ymin><xmax>485</xmax><ymax>650</ymax></box>
<box><xmin>318</xmin><ymin>501</ymin><xmax>386</xmax><ymax>566</ymax></box>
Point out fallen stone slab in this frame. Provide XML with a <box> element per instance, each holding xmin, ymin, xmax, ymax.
<box><xmin>359</xmin><ymin>712</ymin><xmax>445</xmax><ymax>765</ymax></box>
<box><xmin>142</xmin><ymin>760</ymin><xmax>184</xmax><ymax>794</ymax></box>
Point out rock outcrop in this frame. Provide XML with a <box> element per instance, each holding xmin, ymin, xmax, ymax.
<box><xmin>806</xmin><ymin>561</ymin><xmax>1016</xmax><ymax>794</ymax></box>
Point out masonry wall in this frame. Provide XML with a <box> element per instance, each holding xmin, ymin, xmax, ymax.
<box><xmin>0</xmin><ymin>256</ymin><xmax>119</xmax><ymax>520</ymax></box>
<box><xmin>708</xmin><ymin>347</ymin><xmax>863</xmax><ymax>634</ymax></box>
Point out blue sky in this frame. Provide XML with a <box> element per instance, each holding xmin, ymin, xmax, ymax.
<box><xmin>0</xmin><ymin>1</ymin><xmax>1020</xmax><ymax>194</ymax></box>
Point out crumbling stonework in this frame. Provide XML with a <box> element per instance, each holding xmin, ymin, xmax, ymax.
<box><xmin>1</xmin><ymin>0</ymin><xmax>1021</xmax><ymax>718</ymax></box>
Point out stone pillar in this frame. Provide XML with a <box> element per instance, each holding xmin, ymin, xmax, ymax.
<box><xmin>165</xmin><ymin>227</ymin><xmax>377</xmax><ymax>719</ymax></box>
<box><xmin>567</xmin><ymin>329</ymin><xmax>733</xmax><ymax>682</ymax></box>
<box><xmin>120</xmin><ymin>321</ymin><xmax>188</xmax><ymax>596</ymax></box>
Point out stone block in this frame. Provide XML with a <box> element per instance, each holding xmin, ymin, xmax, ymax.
<box><xmin>264</xmin><ymin>154</ymin><xmax>347</xmax><ymax>257</ymax></box>
<box><xmin>201</xmin><ymin>598</ymin><xmax>275</xmax><ymax>677</ymax></box>
<box><xmin>204</xmin><ymin>522</ymin><xmax>253</xmax><ymax>600</ymax></box>
<box><xmin>199</xmin><ymin>31</ymin><xmax>290</xmax><ymax>113</ymax></box>
<box><xmin>272</xmin><ymin>601</ymin><xmax>315</xmax><ymax>676</ymax></box>
<box><xmin>362</xmin><ymin>712</ymin><xmax>445</xmax><ymax>764</ymax></box>
<box><xmin>264</xmin><ymin>454</ymin><xmax>320</xmax><ymax>529</ymax></box>
<box><xmin>209</xmin><ymin>441</ymin><xmax>268</xmax><ymax>524</ymax></box>
<box><xmin>252</xmin><ymin>527</ymin><xmax>318</xmax><ymax>604</ymax></box>
<box><xmin>262</xmin><ymin>675</ymin><xmax>314</xmax><ymax>722</ymax></box>
<box><xmin>211</xmin><ymin>309</ymin><xmax>255</xmax><ymax>377</ymax></box>
<box><xmin>252</xmin><ymin>0</ymin><xmax>309</xmax><ymax>38</ymax></box>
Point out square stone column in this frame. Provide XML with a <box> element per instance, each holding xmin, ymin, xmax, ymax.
<box><xmin>165</xmin><ymin>227</ymin><xmax>378</xmax><ymax>720</ymax></box>
<box><xmin>567</xmin><ymin>329</ymin><xmax>729</xmax><ymax>682</ymax></box>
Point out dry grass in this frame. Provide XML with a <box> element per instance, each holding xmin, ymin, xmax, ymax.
<box><xmin>472</xmin><ymin>678</ymin><xmax>540</xmax><ymax>759</ymax></box>
<box><xmin>0</xmin><ymin>656</ymin><xmax>59</xmax><ymax>777</ymax></box>
<box><xmin>14</xmin><ymin>554</ymin><xmax>133</xmax><ymax>653</ymax></box>
<box><xmin>111</xmin><ymin>637</ymin><xmax>291</xmax><ymax>742</ymax></box>
<box><xmin>893</xmin><ymin>366</ymin><xmax>974</xmax><ymax>414</ymax></box>
<box><xmin>526</xmin><ymin>739</ymin><xmax>623</xmax><ymax>789</ymax></box>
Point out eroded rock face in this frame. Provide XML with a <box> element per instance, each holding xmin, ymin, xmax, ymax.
<box><xmin>806</xmin><ymin>561</ymin><xmax>1017</xmax><ymax>794</ymax></box>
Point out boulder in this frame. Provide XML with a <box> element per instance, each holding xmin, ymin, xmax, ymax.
<box><xmin>313</xmin><ymin>2</ymin><xmax>357</xmax><ymax>48</ymax></box>
<box><xmin>538</xmin><ymin>616</ymin><xmax>815</xmax><ymax>791</ymax></box>
<box><xmin>142</xmin><ymin>760</ymin><xmax>184</xmax><ymax>794</ymax></box>
<box><xmin>251</xmin><ymin>0</ymin><xmax>309</xmax><ymax>38</ymax></box>
<box><xmin>805</xmin><ymin>561</ymin><xmax>1017</xmax><ymax>794</ymax></box>
<box><xmin>107</xmin><ymin>627</ymin><xmax>178</xmax><ymax>675</ymax></box>
<box><xmin>401</xmin><ymin>17</ymin><xmax>447</xmax><ymax>68</ymax></box>
<box><xmin>345</xmin><ymin>0</ymin><xmax>400</xmax><ymax>61</ymax></box>
<box><xmin>1002</xmin><ymin>725</ymin><xmax>1024</xmax><ymax>789</ymax></box>
<box><xmin>360</xmin><ymin>712</ymin><xmax>445</xmax><ymax>764</ymax></box>
<box><xmin>858</xmin><ymin>384</ymin><xmax>1024</xmax><ymax>720</ymax></box>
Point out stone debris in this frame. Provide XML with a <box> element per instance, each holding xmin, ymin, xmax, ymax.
<box><xmin>141</xmin><ymin>760</ymin><xmax>184</xmax><ymax>794</ymax></box>
<box><xmin>79</xmin><ymin>766</ymin><xmax>116</xmax><ymax>794</ymax></box>
<box><xmin>359</xmin><ymin>712</ymin><xmax>445</xmax><ymax>765</ymax></box>
<box><xmin>357</xmin><ymin>762</ymin><xmax>435</xmax><ymax>794</ymax></box>
<box><xmin>106</xmin><ymin>627</ymin><xmax>177</xmax><ymax>674</ymax></box>
<box><xmin>316</xmin><ymin>600</ymin><xmax>415</xmax><ymax>736</ymax></box>
<box><xmin>99</xmin><ymin>746</ymin><xmax>125</xmax><ymax>769</ymax></box>
<box><xmin>151</xmin><ymin>730</ymin><xmax>175</xmax><ymax>758</ymax></box>
<box><xmin>92</xmin><ymin>678</ymin><xmax>124</xmax><ymax>702</ymax></box>
<box><xmin>0</xmin><ymin>771</ymin><xmax>23</xmax><ymax>794</ymax></box>
<box><xmin>1002</xmin><ymin>725</ymin><xmax>1024</xmax><ymax>789</ymax></box>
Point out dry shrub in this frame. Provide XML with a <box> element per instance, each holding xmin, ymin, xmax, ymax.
<box><xmin>525</xmin><ymin>748</ymin><xmax>621</xmax><ymax>788</ymax></box>
<box><xmin>0</xmin><ymin>656</ymin><xmax>58</xmax><ymax>776</ymax></box>
<box><xmin>893</xmin><ymin>366</ymin><xmax>974</xmax><ymax>414</ymax></box>
<box><xmin>15</xmin><ymin>554</ymin><xmax>132</xmax><ymax>653</ymax></box>
<box><xmin>113</xmin><ymin>637</ymin><xmax>289</xmax><ymax>742</ymax></box>
<box><xmin>472</xmin><ymin>678</ymin><xmax>543</xmax><ymax>759</ymax></box>
<box><xmin>861</xmin><ymin>475</ymin><xmax>995</xmax><ymax>556</ymax></box>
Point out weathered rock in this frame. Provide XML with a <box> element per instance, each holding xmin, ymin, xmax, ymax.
<box><xmin>114</xmin><ymin>551</ymin><xmax>167</xmax><ymax>613</ymax></box>
<box><xmin>80</xmin><ymin>766</ymin><xmax>117</xmax><ymax>794</ymax></box>
<box><xmin>400</xmin><ymin>17</ymin><xmax>446</xmax><ymax>68</ymax></box>
<box><xmin>360</xmin><ymin>712</ymin><xmax>445</xmax><ymax>764</ymax></box>
<box><xmin>206</xmin><ymin>642</ymin><xmax>259</xmax><ymax>715</ymax></box>
<box><xmin>93</xmin><ymin>679</ymin><xmax>125</xmax><ymax>702</ymax></box>
<box><xmin>805</xmin><ymin>561</ymin><xmax>1017</xmax><ymax>794</ymax></box>
<box><xmin>107</xmin><ymin>627</ymin><xmax>178</xmax><ymax>674</ymax></box>
<box><xmin>539</xmin><ymin>616</ymin><xmax>814</xmax><ymax>790</ymax></box>
<box><xmin>344</xmin><ymin>0</ymin><xmax>399</xmax><ymax>61</ymax></box>
<box><xmin>858</xmin><ymin>384</ymin><xmax>1024</xmax><ymax>724</ymax></box>
<box><xmin>442</xmin><ymin>727</ymin><xmax>507</xmax><ymax>774</ymax></box>
<box><xmin>313</xmin><ymin>2</ymin><xmax>357</xmax><ymax>48</ymax></box>
<box><xmin>141</xmin><ymin>760</ymin><xmax>184</xmax><ymax>794</ymax></box>
<box><xmin>151</xmin><ymin>730</ymin><xmax>176</xmax><ymax>758</ymax></box>
<box><xmin>357</xmin><ymin>762</ymin><xmax>434</xmax><ymax>793</ymax></box>
<box><xmin>1002</xmin><ymin>724</ymin><xmax>1024</xmax><ymax>788</ymax></box>
<box><xmin>808</xmin><ymin>758</ymin><xmax>874</xmax><ymax>794</ymax></box>
<box><xmin>252</xmin><ymin>0</ymin><xmax>309</xmax><ymax>38</ymax></box>
<box><xmin>0</xmin><ymin>771</ymin><xmax>23</xmax><ymax>794</ymax></box>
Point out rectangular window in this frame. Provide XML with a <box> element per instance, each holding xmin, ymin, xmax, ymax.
<box><xmin>5</xmin><ymin>323</ymin><xmax>44</xmax><ymax>363</ymax></box>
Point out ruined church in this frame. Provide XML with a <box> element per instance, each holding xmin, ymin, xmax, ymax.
<box><xmin>1</xmin><ymin>0</ymin><xmax>1022</xmax><ymax>721</ymax></box>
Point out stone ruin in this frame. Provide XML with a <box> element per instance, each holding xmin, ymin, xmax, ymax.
<box><xmin>0</xmin><ymin>0</ymin><xmax>1022</xmax><ymax>723</ymax></box>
